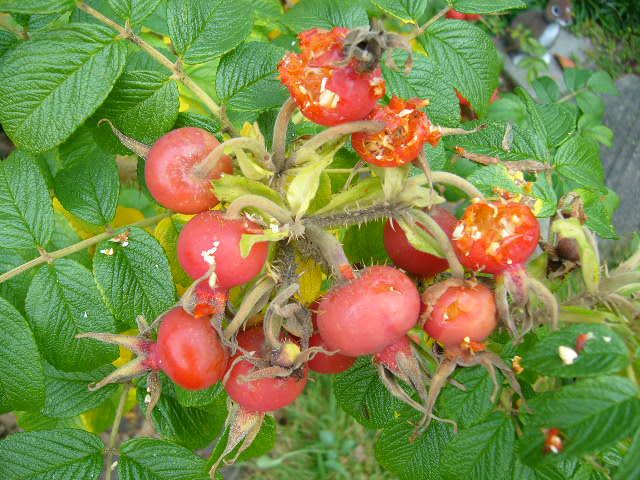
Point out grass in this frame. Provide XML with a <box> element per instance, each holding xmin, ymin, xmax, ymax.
<box><xmin>235</xmin><ymin>374</ymin><xmax>394</xmax><ymax>480</ymax></box>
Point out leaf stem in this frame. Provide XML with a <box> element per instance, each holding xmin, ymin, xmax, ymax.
<box><xmin>411</xmin><ymin>6</ymin><xmax>450</xmax><ymax>39</ymax></box>
<box><xmin>272</xmin><ymin>97</ymin><xmax>297</xmax><ymax>171</ymax></box>
<box><xmin>77</xmin><ymin>2</ymin><xmax>225</xmax><ymax>123</ymax></box>
<box><xmin>104</xmin><ymin>384</ymin><xmax>130</xmax><ymax>480</ymax></box>
<box><xmin>0</xmin><ymin>211</ymin><xmax>172</xmax><ymax>284</ymax></box>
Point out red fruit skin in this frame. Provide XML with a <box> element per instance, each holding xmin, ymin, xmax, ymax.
<box><xmin>156</xmin><ymin>307</ymin><xmax>228</xmax><ymax>390</ymax></box>
<box><xmin>452</xmin><ymin>201</ymin><xmax>540</xmax><ymax>275</ymax></box>
<box><xmin>225</xmin><ymin>327</ymin><xmax>308</xmax><ymax>412</ymax></box>
<box><xmin>145</xmin><ymin>127</ymin><xmax>233</xmax><ymax>214</ymax></box>
<box><xmin>352</xmin><ymin>96</ymin><xmax>441</xmax><ymax>167</ymax></box>
<box><xmin>374</xmin><ymin>335</ymin><xmax>412</xmax><ymax>374</ymax></box>
<box><xmin>191</xmin><ymin>281</ymin><xmax>228</xmax><ymax>318</ymax></box>
<box><xmin>423</xmin><ymin>283</ymin><xmax>497</xmax><ymax>349</ymax></box>
<box><xmin>307</xmin><ymin>333</ymin><xmax>355</xmax><ymax>374</ymax></box>
<box><xmin>278</xmin><ymin>27</ymin><xmax>385</xmax><ymax>126</ymax></box>
<box><xmin>317</xmin><ymin>266</ymin><xmax>421</xmax><ymax>356</ymax></box>
<box><xmin>177</xmin><ymin>211</ymin><xmax>268</xmax><ymax>288</ymax></box>
<box><xmin>384</xmin><ymin>206</ymin><xmax>457</xmax><ymax>277</ymax></box>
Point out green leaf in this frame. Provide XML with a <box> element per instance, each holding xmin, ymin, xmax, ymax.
<box><xmin>383</xmin><ymin>51</ymin><xmax>460</xmax><ymax>126</ymax></box>
<box><xmin>0</xmin><ymin>29</ymin><xmax>18</xmax><ymax>58</ymax></box>
<box><xmin>437</xmin><ymin>366</ymin><xmax>495</xmax><ymax>430</ymax></box>
<box><xmin>174</xmin><ymin>111</ymin><xmax>221</xmax><ymax>137</ymax></box>
<box><xmin>551</xmin><ymin>218</ymin><xmax>600</xmax><ymax>291</ymax></box>
<box><xmin>614</xmin><ymin>427</ymin><xmax>640</xmax><ymax>480</ymax></box>
<box><xmin>307</xmin><ymin>171</ymin><xmax>332</xmax><ymax>214</ymax></box>
<box><xmin>139</xmin><ymin>380</ymin><xmax>227</xmax><ymax>450</ymax></box>
<box><xmin>15</xmin><ymin>411</ymin><xmax>84</xmax><ymax>432</ymax></box>
<box><xmin>314</xmin><ymin>176</ymin><xmax>384</xmax><ymax>214</ymax></box>
<box><xmin>419</xmin><ymin>20</ymin><xmax>500</xmax><ymax>117</ymax></box>
<box><xmin>175</xmin><ymin>383</ymin><xmax>224</xmax><ymax>408</ymax></box>
<box><xmin>375</xmin><ymin>408</ymin><xmax>454</xmax><ymax>480</ymax></box>
<box><xmin>552</xmin><ymin>135</ymin><xmax>605</xmax><ymax>192</ymax></box>
<box><xmin>94</xmin><ymin>69</ymin><xmax>180</xmax><ymax>149</ymax></box>
<box><xmin>283</xmin><ymin>0</ymin><xmax>369</xmax><ymax>31</ymax></box>
<box><xmin>240</xmin><ymin>229</ymin><xmax>287</xmax><ymax>258</ymax></box>
<box><xmin>42</xmin><ymin>363</ymin><xmax>119</xmax><ymax>418</ymax></box>
<box><xmin>0</xmin><ymin>429</ymin><xmax>103</xmax><ymax>479</ymax></box>
<box><xmin>519</xmin><ymin>377</ymin><xmax>640</xmax><ymax>462</ymax></box>
<box><xmin>0</xmin><ymin>24</ymin><xmax>127</xmax><ymax>152</ymax></box>
<box><xmin>93</xmin><ymin>226</ymin><xmax>176</xmax><ymax>330</ymax></box>
<box><xmin>538</xmin><ymin>103</ymin><xmax>576</xmax><ymax>147</ymax></box>
<box><xmin>373</xmin><ymin>0</ymin><xmax>429</xmax><ymax>23</ymax></box>
<box><xmin>576</xmin><ymin>91</ymin><xmax>605</xmax><ymax>119</ymax></box>
<box><xmin>587</xmin><ymin>71</ymin><xmax>618</xmax><ymax>96</ymax></box>
<box><xmin>48</xmin><ymin>212</ymin><xmax>91</xmax><ymax>268</ymax></box>
<box><xmin>118</xmin><ymin>437</ymin><xmax>210</xmax><ymax>480</ymax></box>
<box><xmin>167</xmin><ymin>0</ymin><xmax>253</xmax><ymax>64</ymax></box>
<box><xmin>524</xmin><ymin>324</ymin><xmax>628</xmax><ymax>379</ymax></box>
<box><xmin>216</xmin><ymin>42</ymin><xmax>289</xmax><ymax>116</ymax></box>
<box><xmin>0</xmin><ymin>297</ymin><xmax>45</xmax><ymax>412</ymax></box>
<box><xmin>515</xmin><ymin>87</ymin><xmax>550</xmax><ymax>158</ymax></box>
<box><xmin>564</xmin><ymin>68</ymin><xmax>592</xmax><ymax>92</ymax></box>
<box><xmin>442</xmin><ymin>413</ymin><xmax>515</xmax><ymax>480</ymax></box>
<box><xmin>0</xmin><ymin>0</ymin><xmax>75</xmax><ymax>14</ymax></box>
<box><xmin>449</xmin><ymin>0</ymin><xmax>526</xmax><ymax>14</ymax></box>
<box><xmin>532</xmin><ymin>76</ymin><xmax>560</xmax><ymax>103</ymax></box>
<box><xmin>467</xmin><ymin>164</ymin><xmax>522</xmax><ymax>197</ymax></box>
<box><xmin>343</xmin><ymin>220</ymin><xmax>392</xmax><ymax>265</ymax></box>
<box><xmin>286</xmin><ymin>152</ymin><xmax>334</xmax><ymax>218</ymax></box>
<box><xmin>108</xmin><ymin>0</ymin><xmax>162</xmax><ymax>24</ymax></box>
<box><xmin>25</xmin><ymin>259</ymin><xmax>118</xmax><ymax>372</ymax></box>
<box><xmin>579</xmin><ymin>121</ymin><xmax>613</xmax><ymax>147</ymax></box>
<box><xmin>54</xmin><ymin>154</ymin><xmax>120</xmax><ymax>226</ymax></box>
<box><xmin>395</xmin><ymin>216</ymin><xmax>443</xmax><ymax>257</ymax></box>
<box><xmin>334</xmin><ymin>357</ymin><xmax>403</xmax><ymax>429</ymax></box>
<box><xmin>0</xmin><ymin>150</ymin><xmax>54</xmax><ymax>249</ymax></box>
<box><xmin>209</xmin><ymin>415</ymin><xmax>277</xmax><ymax>468</ymax></box>
<box><xmin>212</xmin><ymin>174</ymin><xmax>284</xmax><ymax>206</ymax></box>
<box><xmin>154</xmin><ymin>216</ymin><xmax>192</xmax><ymax>287</ymax></box>
<box><xmin>578</xmin><ymin>188</ymin><xmax>618</xmax><ymax>239</ymax></box>
<box><xmin>0</xmin><ymin>250</ymin><xmax>36</xmax><ymax>313</ymax></box>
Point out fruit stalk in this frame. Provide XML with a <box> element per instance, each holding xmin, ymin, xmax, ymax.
<box><xmin>430</xmin><ymin>171</ymin><xmax>483</xmax><ymax>199</ymax></box>
<box><xmin>272</xmin><ymin>97</ymin><xmax>298</xmax><ymax>170</ymax></box>
<box><xmin>104</xmin><ymin>384</ymin><xmax>130</xmax><ymax>480</ymax></box>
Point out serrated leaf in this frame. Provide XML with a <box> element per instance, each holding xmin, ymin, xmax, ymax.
<box><xmin>375</xmin><ymin>407</ymin><xmax>454</xmax><ymax>480</ymax></box>
<box><xmin>0</xmin><ymin>429</ymin><xmax>104</xmax><ymax>479</ymax></box>
<box><xmin>93</xmin><ymin>226</ymin><xmax>176</xmax><ymax>330</ymax></box>
<box><xmin>174</xmin><ymin>111</ymin><xmax>221</xmax><ymax>136</ymax></box>
<box><xmin>208</xmin><ymin>415</ymin><xmax>277</xmax><ymax>468</ymax></box>
<box><xmin>175</xmin><ymin>383</ymin><xmax>224</xmax><ymax>408</ymax></box>
<box><xmin>0</xmin><ymin>24</ymin><xmax>127</xmax><ymax>152</ymax></box>
<box><xmin>0</xmin><ymin>250</ymin><xmax>36</xmax><ymax>313</ymax></box>
<box><xmin>0</xmin><ymin>150</ymin><xmax>54</xmax><ymax>249</ymax></box>
<box><xmin>373</xmin><ymin>0</ymin><xmax>429</xmax><ymax>23</ymax></box>
<box><xmin>564</xmin><ymin>68</ymin><xmax>592</xmax><ymax>92</ymax></box>
<box><xmin>512</xmin><ymin>456</ymin><xmax>578</xmax><ymax>480</ymax></box>
<box><xmin>441</xmin><ymin>412</ymin><xmax>515</xmax><ymax>480</ymax></box>
<box><xmin>216</xmin><ymin>42</ymin><xmax>289</xmax><ymax>115</ymax></box>
<box><xmin>437</xmin><ymin>366</ymin><xmax>495</xmax><ymax>430</ymax></box>
<box><xmin>94</xmin><ymin>69</ymin><xmax>180</xmax><ymax>149</ymax></box>
<box><xmin>524</xmin><ymin>324</ymin><xmax>628</xmax><ymax>378</ymax></box>
<box><xmin>576</xmin><ymin>91</ymin><xmax>605</xmax><ymax>119</ymax></box>
<box><xmin>538</xmin><ymin>103</ymin><xmax>576</xmax><ymax>147</ymax></box>
<box><xmin>167</xmin><ymin>0</ymin><xmax>253</xmax><ymax>64</ymax></box>
<box><xmin>154</xmin><ymin>216</ymin><xmax>192</xmax><ymax>288</ymax></box>
<box><xmin>54</xmin><ymin>154</ymin><xmax>120</xmax><ymax>226</ymax></box>
<box><xmin>49</xmin><ymin>212</ymin><xmax>91</xmax><ymax>268</ymax></box>
<box><xmin>467</xmin><ymin>164</ymin><xmax>522</xmax><ymax>197</ymax></box>
<box><xmin>283</xmin><ymin>0</ymin><xmax>369</xmax><ymax>31</ymax></box>
<box><xmin>42</xmin><ymin>362</ymin><xmax>119</xmax><ymax>418</ymax></box>
<box><xmin>614</xmin><ymin>427</ymin><xmax>640</xmax><ymax>480</ymax></box>
<box><xmin>519</xmin><ymin>377</ymin><xmax>640</xmax><ymax>462</ymax></box>
<box><xmin>15</xmin><ymin>411</ymin><xmax>84</xmax><ymax>432</ymax></box>
<box><xmin>343</xmin><ymin>220</ymin><xmax>392</xmax><ymax>265</ymax></box>
<box><xmin>313</xmin><ymin>176</ymin><xmax>384</xmax><ymax>214</ymax></box>
<box><xmin>450</xmin><ymin>0</ymin><xmax>526</xmax><ymax>14</ymax></box>
<box><xmin>577</xmin><ymin>188</ymin><xmax>618</xmax><ymax>239</ymax></box>
<box><xmin>118</xmin><ymin>437</ymin><xmax>210</xmax><ymax>480</ymax></box>
<box><xmin>587</xmin><ymin>71</ymin><xmax>618</xmax><ymax>96</ymax></box>
<box><xmin>0</xmin><ymin>0</ymin><xmax>75</xmax><ymax>14</ymax></box>
<box><xmin>138</xmin><ymin>381</ymin><xmax>226</xmax><ymax>450</ymax></box>
<box><xmin>108</xmin><ymin>0</ymin><xmax>162</xmax><ymax>24</ymax></box>
<box><xmin>552</xmin><ymin>135</ymin><xmax>605</xmax><ymax>193</ymax></box>
<box><xmin>0</xmin><ymin>29</ymin><xmax>18</xmax><ymax>58</ymax></box>
<box><xmin>334</xmin><ymin>357</ymin><xmax>403</xmax><ymax>429</ymax></box>
<box><xmin>25</xmin><ymin>259</ymin><xmax>118</xmax><ymax>372</ymax></box>
<box><xmin>419</xmin><ymin>20</ymin><xmax>500</xmax><ymax>117</ymax></box>
<box><xmin>532</xmin><ymin>76</ymin><xmax>561</xmax><ymax>103</ymax></box>
<box><xmin>212</xmin><ymin>174</ymin><xmax>284</xmax><ymax>206</ymax></box>
<box><xmin>0</xmin><ymin>297</ymin><xmax>45</xmax><ymax>412</ymax></box>
<box><xmin>383</xmin><ymin>51</ymin><xmax>459</xmax><ymax>126</ymax></box>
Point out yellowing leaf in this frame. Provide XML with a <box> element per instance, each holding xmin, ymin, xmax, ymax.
<box><xmin>112</xmin><ymin>205</ymin><xmax>145</xmax><ymax>229</ymax></box>
<box><xmin>295</xmin><ymin>255</ymin><xmax>324</xmax><ymax>305</ymax></box>
<box><xmin>154</xmin><ymin>215</ymin><xmax>192</xmax><ymax>289</ymax></box>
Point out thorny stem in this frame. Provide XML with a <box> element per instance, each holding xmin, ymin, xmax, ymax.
<box><xmin>194</xmin><ymin>137</ymin><xmax>273</xmax><ymax>176</ymax></box>
<box><xmin>226</xmin><ymin>194</ymin><xmax>294</xmax><ymax>225</ymax></box>
<box><xmin>306</xmin><ymin>204</ymin><xmax>409</xmax><ymax>229</ymax></box>
<box><xmin>411</xmin><ymin>6</ymin><xmax>450</xmax><ymax>39</ymax></box>
<box><xmin>272</xmin><ymin>97</ymin><xmax>297</xmax><ymax>171</ymax></box>
<box><xmin>78</xmin><ymin>2</ymin><xmax>229</xmax><ymax>129</ymax></box>
<box><xmin>407</xmin><ymin>209</ymin><xmax>465</xmax><ymax>279</ymax></box>
<box><xmin>288</xmin><ymin>121</ymin><xmax>384</xmax><ymax>166</ymax></box>
<box><xmin>430</xmin><ymin>171</ymin><xmax>483</xmax><ymax>199</ymax></box>
<box><xmin>304</xmin><ymin>224</ymin><xmax>354</xmax><ymax>280</ymax></box>
<box><xmin>0</xmin><ymin>211</ymin><xmax>172</xmax><ymax>284</ymax></box>
<box><xmin>104</xmin><ymin>384</ymin><xmax>130</xmax><ymax>480</ymax></box>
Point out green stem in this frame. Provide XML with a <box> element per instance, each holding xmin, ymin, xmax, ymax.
<box><xmin>272</xmin><ymin>97</ymin><xmax>297</xmax><ymax>171</ymax></box>
<box><xmin>304</xmin><ymin>224</ymin><xmax>354</xmax><ymax>280</ymax></box>
<box><xmin>0</xmin><ymin>211</ymin><xmax>172</xmax><ymax>284</ymax></box>
<box><xmin>104</xmin><ymin>384</ymin><xmax>130</xmax><ymax>480</ymax></box>
<box><xmin>557</xmin><ymin>87</ymin><xmax>587</xmax><ymax>104</ymax></box>
<box><xmin>411</xmin><ymin>5</ymin><xmax>450</xmax><ymax>39</ymax></box>
<box><xmin>224</xmin><ymin>277</ymin><xmax>276</xmax><ymax>340</ymax></box>
<box><xmin>225</xmin><ymin>194</ymin><xmax>293</xmax><ymax>224</ymax></box>
<box><xmin>430</xmin><ymin>171</ymin><xmax>483</xmax><ymax>199</ymax></box>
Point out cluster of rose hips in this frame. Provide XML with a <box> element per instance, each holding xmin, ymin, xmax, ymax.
<box><xmin>80</xmin><ymin>25</ymin><xmax>548</xmax><ymax>458</ymax></box>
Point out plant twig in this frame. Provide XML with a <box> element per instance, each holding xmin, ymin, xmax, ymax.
<box><xmin>77</xmin><ymin>2</ymin><xmax>225</xmax><ymax>125</ymax></box>
<box><xmin>306</xmin><ymin>204</ymin><xmax>408</xmax><ymax>229</ymax></box>
<box><xmin>104</xmin><ymin>384</ymin><xmax>130</xmax><ymax>480</ymax></box>
<box><xmin>411</xmin><ymin>6</ymin><xmax>450</xmax><ymax>39</ymax></box>
<box><xmin>0</xmin><ymin>211</ymin><xmax>172</xmax><ymax>284</ymax></box>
